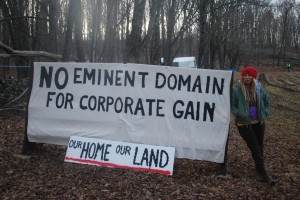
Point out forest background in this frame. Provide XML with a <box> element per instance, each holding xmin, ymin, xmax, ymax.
<box><xmin>0</xmin><ymin>0</ymin><xmax>299</xmax><ymax>70</ymax></box>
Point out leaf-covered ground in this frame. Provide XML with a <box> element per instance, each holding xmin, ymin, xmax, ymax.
<box><xmin>0</xmin><ymin>70</ymin><xmax>299</xmax><ymax>199</ymax></box>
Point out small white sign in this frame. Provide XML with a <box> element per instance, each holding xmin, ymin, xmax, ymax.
<box><xmin>65</xmin><ymin>136</ymin><xmax>175</xmax><ymax>175</ymax></box>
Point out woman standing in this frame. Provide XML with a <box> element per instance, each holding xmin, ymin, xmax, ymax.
<box><xmin>231</xmin><ymin>66</ymin><xmax>276</xmax><ymax>186</ymax></box>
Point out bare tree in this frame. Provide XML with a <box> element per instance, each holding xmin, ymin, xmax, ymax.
<box><xmin>277</xmin><ymin>0</ymin><xmax>295</xmax><ymax>65</ymax></box>
<box><xmin>48</xmin><ymin>0</ymin><xmax>59</xmax><ymax>54</ymax></box>
<box><xmin>63</xmin><ymin>0</ymin><xmax>85</xmax><ymax>62</ymax></box>
<box><xmin>197</xmin><ymin>0</ymin><xmax>210</xmax><ymax>68</ymax></box>
<box><xmin>144</xmin><ymin>0</ymin><xmax>162</xmax><ymax>65</ymax></box>
<box><xmin>125</xmin><ymin>0</ymin><xmax>147</xmax><ymax>63</ymax></box>
<box><xmin>101</xmin><ymin>1</ymin><xmax>118</xmax><ymax>62</ymax></box>
<box><xmin>0</xmin><ymin>0</ymin><xmax>30</xmax><ymax>50</ymax></box>
<box><xmin>162</xmin><ymin>0</ymin><xmax>196</xmax><ymax>66</ymax></box>
<box><xmin>88</xmin><ymin>0</ymin><xmax>103</xmax><ymax>62</ymax></box>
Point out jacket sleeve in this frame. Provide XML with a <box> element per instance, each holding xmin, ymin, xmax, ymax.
<box><xmin>262</xmin><ymin>88</ymin><xmax>270</xmax><ymax>117</ymax></box>
<box><xmin>231</xmin><ymin>86</ymin><xmax>239</xmax><ymax>116</ymax></box>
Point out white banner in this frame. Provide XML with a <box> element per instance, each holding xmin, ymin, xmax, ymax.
<box><xmin>28</xmin><ymin>62</ymin><xmax>232</xmax><ymax>163</ymax></box>
<box><xmin>65</xmin><ymin>136</ymin><xmax>175</xmax><ymax>175</ymax></box>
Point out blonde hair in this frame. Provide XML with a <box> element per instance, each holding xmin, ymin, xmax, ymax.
<box><xmin>240</xmin><ymin>78</ymin><xmax>256</xmax><ymax>104</ymax></box>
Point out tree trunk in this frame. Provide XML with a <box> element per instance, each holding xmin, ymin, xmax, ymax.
<box><xmin>89</xmin><ymin>0</ymin><xmax>102</xmax><ymax>62</ymax></box>
<box><xmin>48</xmin><ymin>0</ymin><xmax>59</xmax><ymax>54</ymax></box>
<box><xmin>197</xmin><ymin>0</ymin><xmax>209</xmax><ymax>68</ymax></box>
<box><xmin>146</xmin><ymin>0</ymin><xmax>162</xmax><ymax>65</ymax></box>
<box><xmin>74</xmin><ymin>0</ymin><xmax>85</xmax><ymax>62</ymax></box>
<box><xmin>125</xmin><ymin>0</ymin><xmax>147</xmax><ymax>63</ymax></box>
<box><xmin>63</xmin><ymin>0</ymin><xmax>85</xmax><ymax>62</ymax></box>
<box><xmin>165</xmin><ymin>0</ymin><xmax>176</xmax><ymax>66</ymax></box>
<box><xmin>62</xmin><ymin>1</ymin><xmax>75</xmax><ymax>61</ymax></box>
<box><xmin>102</xmin><ymin>1</ymin><xmax>118</xmax><ymax>62</ymax></box>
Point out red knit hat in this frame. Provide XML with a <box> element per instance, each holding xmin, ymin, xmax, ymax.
<box><xmin>241</xmin><ymin>66</ymin><xmax>257</xmax><ymax>79</ymax></box>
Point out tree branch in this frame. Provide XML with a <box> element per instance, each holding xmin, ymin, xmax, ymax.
<box><xmin>1</xmin><ymin>87</ymin><xmax>28</xmax><ymax>108</ymax></box>
<box><xmin>0</xmin><ymin>42</ymin><xmax>62</xmax><ymax>60</ymax></box>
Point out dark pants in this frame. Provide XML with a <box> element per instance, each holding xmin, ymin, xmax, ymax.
<box><xmin>237</xmin><ymin>123</ymin><xmax>265</xmax><ymax>172</ymax></box>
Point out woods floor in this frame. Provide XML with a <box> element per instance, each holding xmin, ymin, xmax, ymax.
<box><xmin>0</xmin><ymin>70</ymin><xmax>299</xmax><ymax>199</ymax></box>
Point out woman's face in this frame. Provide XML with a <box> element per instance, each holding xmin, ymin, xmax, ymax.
<box><xmin>242</xmin><ymin>74</ymin><xmax>253</xmax><ymax>85</ymax></box>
